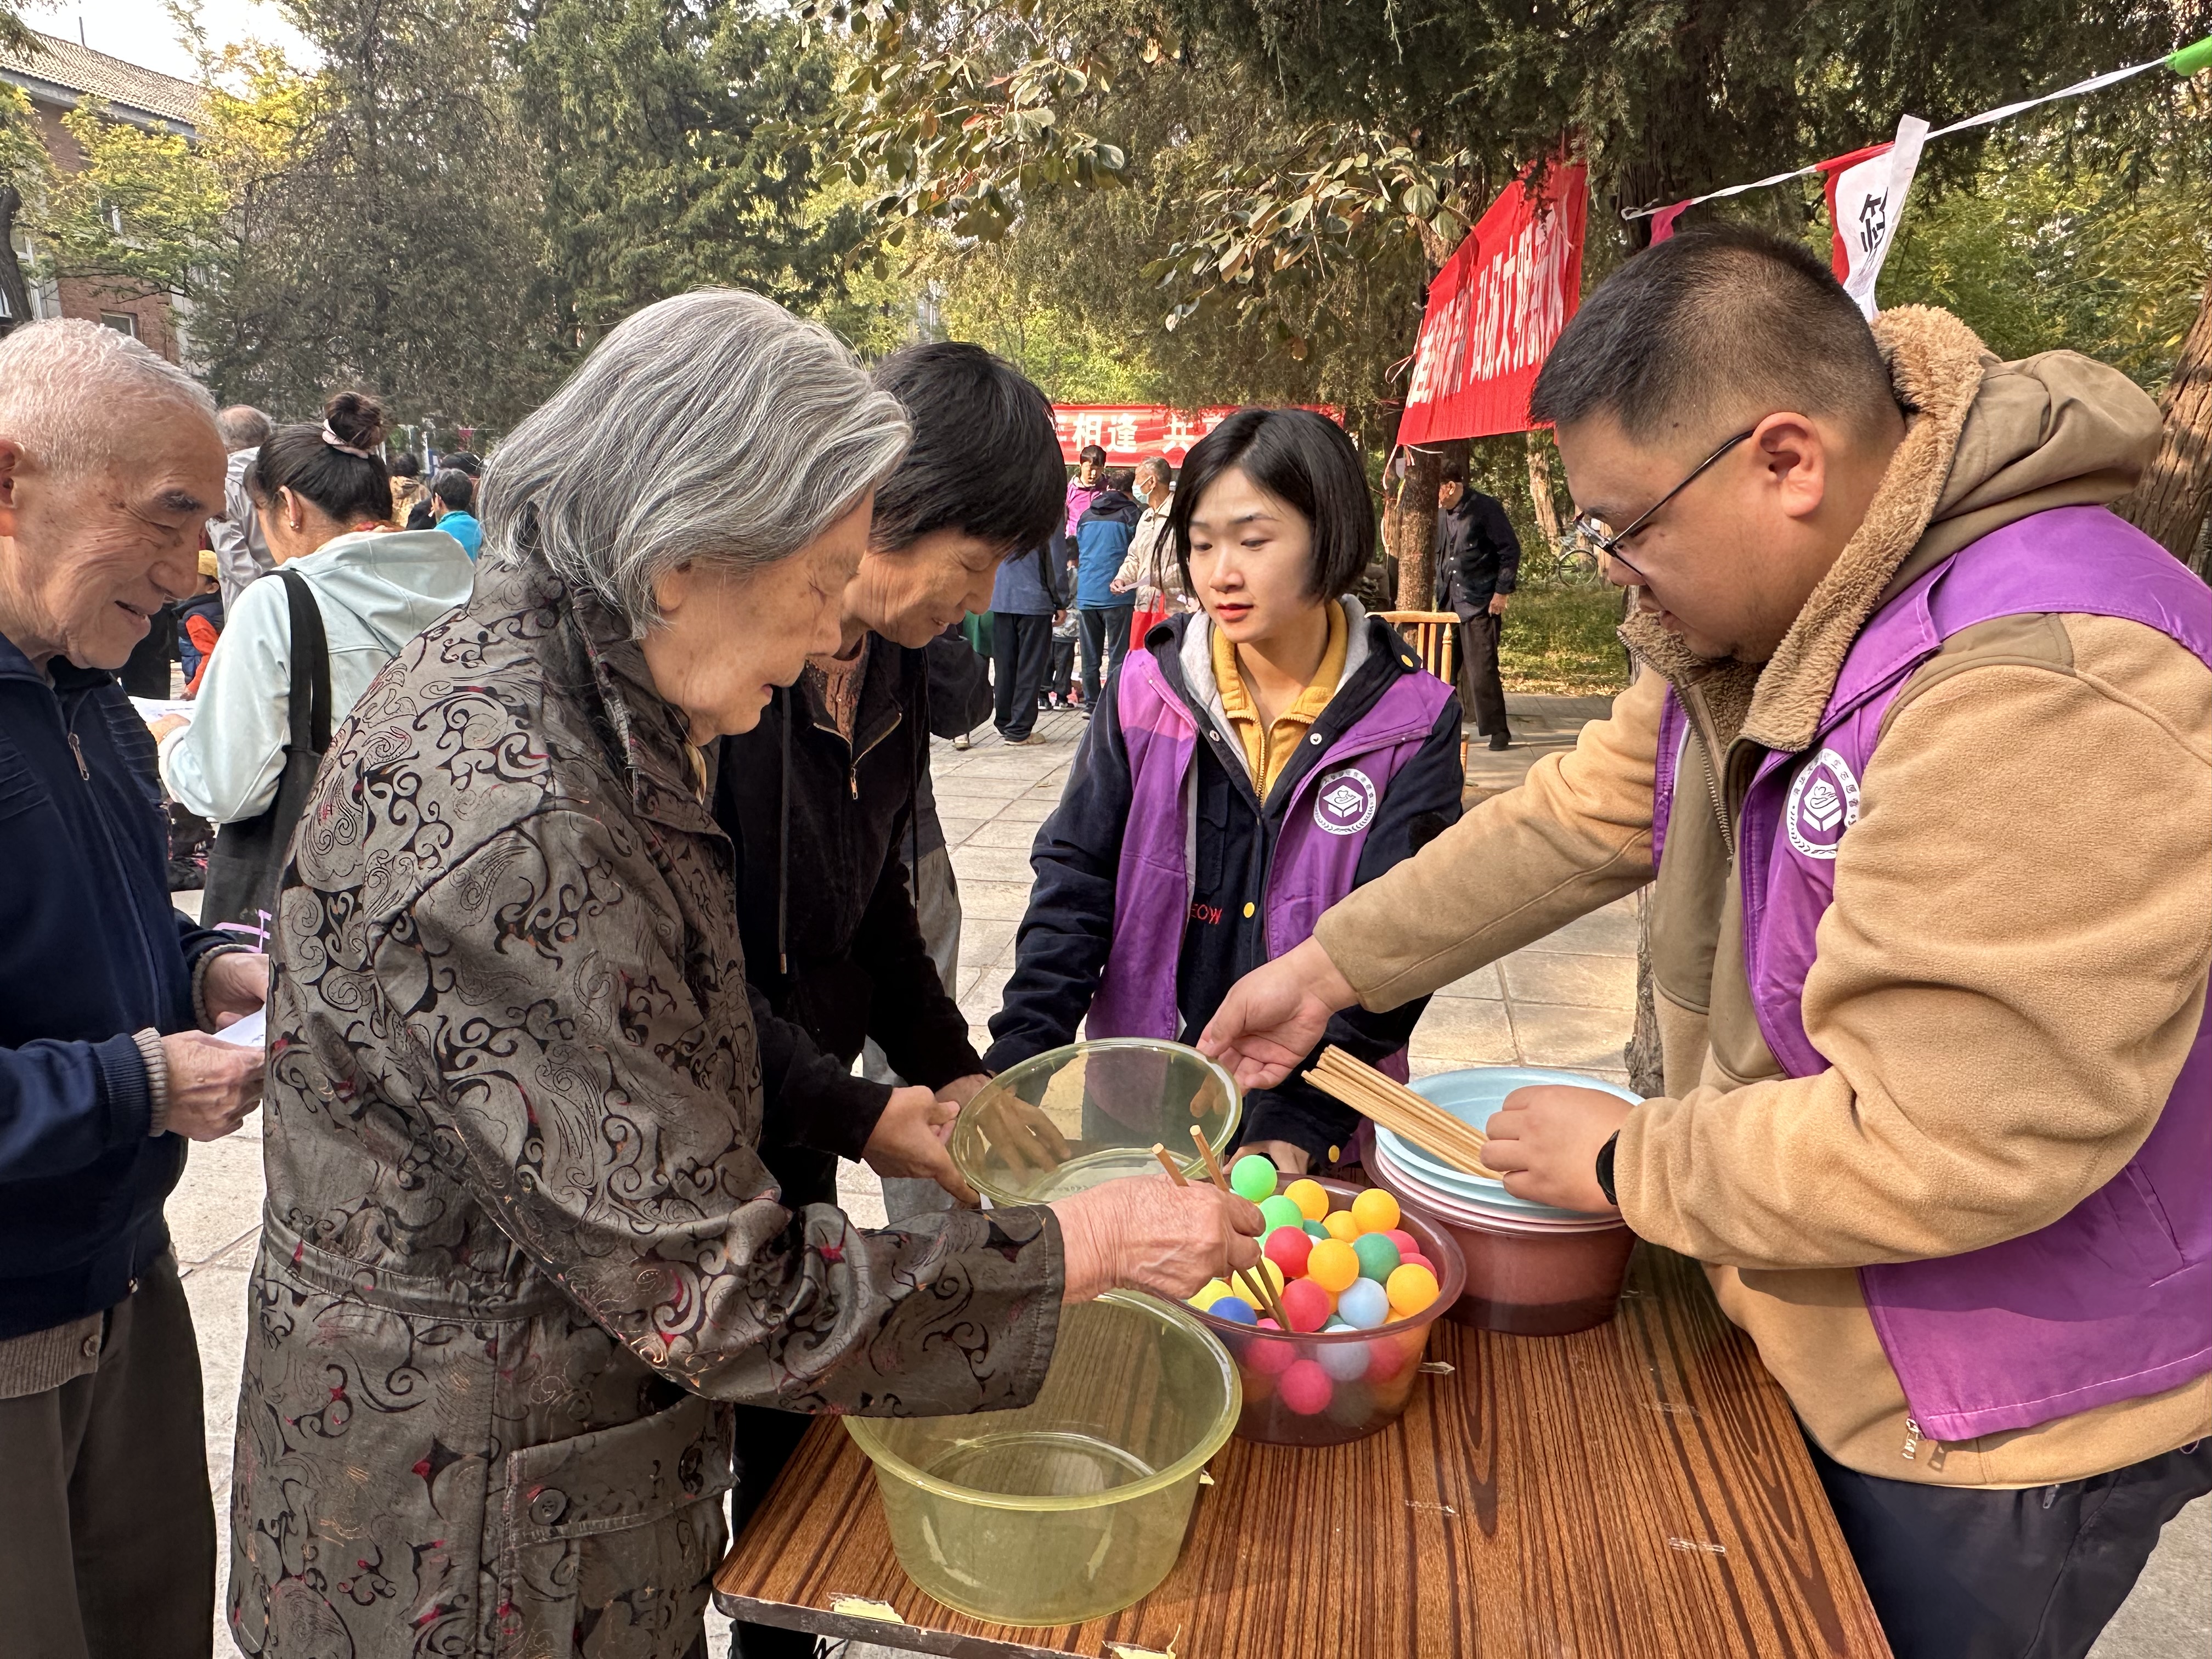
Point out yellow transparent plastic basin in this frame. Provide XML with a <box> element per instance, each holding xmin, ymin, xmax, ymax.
<box><xmin>843</xmin><ymin>1290</ymin><xmax>1239</xmax><ymax>1627</ymax></box>
<box><xmin>947</xmin><ymin>1038</ymin><xmax>1242</xmax><ymax>1206</ymax></box>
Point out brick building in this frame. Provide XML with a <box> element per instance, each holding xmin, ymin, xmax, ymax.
<box><xmin>0</xmin><ymin>31</ymin><xmax>202</xmax><ymax>361</ymax></box>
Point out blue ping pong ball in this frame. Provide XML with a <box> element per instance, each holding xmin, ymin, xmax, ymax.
<box><xmin>1210</xmin><ymin>1295</ymin><xmax>1257</xmax><ymax>1325</ymax></box>
<box><xmin>1319</xmin><ymin>1337</ymin><xmax>1373</xmax><ymax>1381</ymax></box>
<box><xmin>1336</xmin><ymin>1277</ymin><xmax>1391</xmax><ymax>1330</ymax></box>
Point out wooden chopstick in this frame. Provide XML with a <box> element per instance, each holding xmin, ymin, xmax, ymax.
<box><xmin>1154</xmin><ymin>1143</ymin><xmax>1285</xmax><ymax>1324</ymax></box>
<box><xmin>1303</xmin><ymin>1046</ymin><xmax>1506</xmax><ymax>1180</ymax></box>
<box><xmin>1182</xmin><ymin>1129</ymin><xmax>1290</xmax><ymax>1325</ymax></box>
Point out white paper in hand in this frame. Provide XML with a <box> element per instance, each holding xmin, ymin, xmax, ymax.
<box><xmin>213</xmin><ymin>1006</ymin><xmax>267</xmax><ymax>1048</ymax></box>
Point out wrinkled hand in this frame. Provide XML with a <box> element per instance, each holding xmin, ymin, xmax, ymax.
<box><xmin>1197</xmin><ymin>937</ymin><xmax>1358</xmax><ymax>1091</ymax></box>
<box><xmin>1482</xmin><ymin>1084</ymin><xmax>1631</xmax><ymax>1214</ymax></box>
<box><xmin>935</xmin><ymin>1073</ymin><xmax>991</xmax><ymax>1110</ymax></box>
<box><xmin>1235</xmin><ymin>1138</ymin><xmax>1312</xmax><ymax>1177</ymax></box>
<box><xmin>161</xmin><ymin>1031</ymin><xmax>264</xmax><ymax>1142</ymax></box>
<box><xmin>864</xmin><ymin>1085</ymin><xmax>978</xmax><ymax>1205</ymax></box>
<box><xmin>972</xmin><ymin>1088</ymin><xmax>1073</xmax><ymax>1175</ymax></box>
<box><xmin>204</xmin><ymin>951</ymin><xmax>270</xmax><ymax>1024</ymax></box>
<box><xmin>1052</xmin><ymin>1175</ymin><xmax>1264</xmax><ymax>1304</ymax></box>
<box><xmin>1488</xmin><ymin>592</ymin><xmax>1510</xmax><ymax>616</ymax></box>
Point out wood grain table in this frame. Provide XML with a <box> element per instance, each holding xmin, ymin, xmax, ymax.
<box><xmin>714</xmin><ymin>1245</ymin><xmax>1892</xmax><ymax>1657</ymax></box>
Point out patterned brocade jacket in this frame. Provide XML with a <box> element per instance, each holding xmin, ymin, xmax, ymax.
<box><xmin>228</xmin><ymin>551</ymin><xmax>1065</xmax><ymax>1659</ymax></box>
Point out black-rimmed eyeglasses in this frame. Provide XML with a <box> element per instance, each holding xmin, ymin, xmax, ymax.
<box><xmin>1572</xmin><ymin>428</ymin><xmax>1756</xmax><ymax>582</ymax></box>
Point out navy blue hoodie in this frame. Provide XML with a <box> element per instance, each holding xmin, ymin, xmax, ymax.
<box><xmin>0</xmin><ymin>630</ymin><xmax>234</xmax><ymax>1339</ymax></box>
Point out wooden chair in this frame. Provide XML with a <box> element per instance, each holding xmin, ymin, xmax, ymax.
<box><xmin>1373</xmin><ymin>610</ymin><xmax>1467</xmax><ymax>769</ymax></box>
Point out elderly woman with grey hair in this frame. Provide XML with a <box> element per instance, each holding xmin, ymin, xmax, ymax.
<box><xmin>227</xmin><ymin>290</ymin><xmax>1262</xmax><ymax>1659</ymax></box>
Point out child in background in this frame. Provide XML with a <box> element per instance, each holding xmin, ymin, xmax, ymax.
<box><xmin>177</xmin><ymin>551</ymin><xmax>225</xmax><ymax>695</ymax></box>
<box><xmin>988</xmin><ymin>408</ymin><xmax>1465</xmax><ymax>1175</ymax></box>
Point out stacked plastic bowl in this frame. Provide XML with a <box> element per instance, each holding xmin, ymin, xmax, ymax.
<box><xmin>1366</xmin><ymin>1067</ymin><xmax>1639</xmax><ymax>1336</ymax></box>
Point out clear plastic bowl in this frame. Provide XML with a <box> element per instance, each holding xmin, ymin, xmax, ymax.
<box><xmin>1189</xmin><ymin>1176</ymin><xmax>1466</xmax><ymax>1446</ymax></box>
<box><xmin>844</xmin><ymin>1290</ymin><xmax>1239</xmax><ymax>1627</ymax></box>
<box><xmin>948</xmin><ymin>1039</ymin><xmax>1242</xmax><ymax>1206</ymax></box>
<box><xmin>1369</xmin><ymin>1150</ymin><xmax>1635</xmax><ymax>1335</ymax></box>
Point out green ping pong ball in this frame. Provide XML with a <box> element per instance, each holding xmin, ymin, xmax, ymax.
<box><xmin>1231</xmin><ymin>1154</ymin><xmax>1280</xmax><ymax>1203</ymax></box>
<box><xmin>1352</xmin><ymin>1233</ymin><xmax>1402</xmax><ymax>1282</ymax></box>
<box><xmin>1258</xmin><ymin>1193</ymin><xmax>1304</xmax><ymax>1234</ymax></box>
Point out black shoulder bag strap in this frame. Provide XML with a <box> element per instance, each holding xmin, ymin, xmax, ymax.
<box><xmin>279</xmin><ymin>567</ymin><xmax>333</xmax><ymax>758</ymax></box>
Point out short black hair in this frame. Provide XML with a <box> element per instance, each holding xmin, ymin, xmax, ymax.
<box><xmin>1169</xmin><ymin>408</ymin><xmax>1372</xmax><ymax>601</ymax></box>
<box><xmin>249</xmin><ymin>391</ymin><xmax>392</xmax><ymax>527</ymax></box>
<box><xmin>441</xmin><ymin>450</ymin><xmax>484</xmax><ymax>477</ymax></box>
<box><xmin>1077</xmin><ymin>443</ymin><xmax>1107</xmax><ymax>465</ymax></box>
<box><xmin>869</xmin><ymin>341</ymin><xmax>1063</xmax><ymax>557</ymax></box>
<box><xmin>1440</xmin><ymin>460</ymin><xmax>1467</xmax><ymax>486</ymax></box>
<box><xmin>431</xmin><ymin>469</ymin><xmax>476</xmax><ymax>511</ymax></box>
<box><xmin>1104</xmin><ymin>466</ymin><xmax>1136</xmax><ymax>493</ymax></box>
<box><xmin>389</xmin><ymin>453</ymin><xmax>422</xmax><ymax>479</ymax></box>
<box><xmin>1530</xmin><ymin>224</ymin><xmax>1897</xmax><ymax>443</ymax></box>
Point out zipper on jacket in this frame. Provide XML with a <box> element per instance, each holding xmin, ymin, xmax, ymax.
<box><xmin>66</xmin><ymin>696</ymin><xmax>164</xmax><ymax>1019</ymax></box>
<box><xmin>1901</xmin><ymin>1418</ymin><xmax>1924</xmax><ymax>1461</ymax></box>
<box><xmin>1675</xmin><ymin>681</ymin><xmax>1736</xmax><ymax>859</ymax></box>
<box><xmin>66</xmin><ymin>730</ymin><xmax>89</xmax><ymax>780</ymax></box>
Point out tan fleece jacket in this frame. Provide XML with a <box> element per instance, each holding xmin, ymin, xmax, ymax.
<box><xmin>1316</xmin><ymin>308</ymin><xmax>2212</xmax><ymax>1486</ymax></box>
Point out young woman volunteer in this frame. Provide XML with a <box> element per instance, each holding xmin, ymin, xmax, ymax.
<box><xmin>988</xmin><ymin>408</ymin><xmax>1466</xmax><ymax>1173</ymax></box>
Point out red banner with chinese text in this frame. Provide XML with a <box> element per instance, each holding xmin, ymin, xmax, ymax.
<box><xmin>1395</xmin><ymin>162</ymin><xmax>1587</xmax><ymax>445</ymax></box>
<box><xmin>1052</xmin><ymin>405</ymin><xmax>1342</xmax><ymax>466</ymax></box>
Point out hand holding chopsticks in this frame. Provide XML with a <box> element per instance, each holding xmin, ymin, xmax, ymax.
<box><xmin>1159</xmin><ymin>1136</ymin><xmax>1289</xmax><ymax>1325</ymax></box>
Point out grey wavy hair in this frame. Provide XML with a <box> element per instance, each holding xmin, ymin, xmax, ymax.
<box><xmin>0</xmin><ymin>319</ymin><xmax>216</xmax><ymax>476</ymax></box>
<box><xmin>482</xmin><ymin>289</ymin><xmax>911</xmax><ymax>634</ymax></box>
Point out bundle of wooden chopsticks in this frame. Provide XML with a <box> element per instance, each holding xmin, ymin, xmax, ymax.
<box><xmin>1302</xmin><ymin>1046</ymin><xmax>1505</xmax><ymax>1181</ymax></box>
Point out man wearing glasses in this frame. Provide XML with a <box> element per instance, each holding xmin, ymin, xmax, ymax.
<box><xmin>1199</xmin><ymin>224</ymin><xmax>2212</xmax><ymax>1658</ymax></box>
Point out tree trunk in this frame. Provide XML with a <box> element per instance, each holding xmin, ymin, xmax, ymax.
<box><xmin>1525</xmin><ymin>431</ymin><xmax>1562</xmax><ymax>554</ymax></box>
<box><xmin>2116</xmin><ymin>267</ymin><xmax>2212</xmax><ymax>574</ymax></box>
<box><xmin>1392</xmin><ymin>437</ymin><xmax>1468</xmax><ymax>610</ymax></box>
<box><xmin>0</xmin><ymin>185</ymin><xmax>32</xmax><ymax>334</ymax></box>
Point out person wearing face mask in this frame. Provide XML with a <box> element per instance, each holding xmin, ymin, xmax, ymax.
<box><xmin>988</xmin><ymin>409</ymin><xmax>1466</xmax><ymax>1178</ymax></box>
<box><xmin>227</xmin><ymin>294</ymin><xmax>1261</xmax><ymax>1659</ymax></box>
<box><xmin>1199</xmin><ymin>227</ymin><xmax>2212</xmax><ymax>1659</ymax></box>
<box><xmin>155</xmin><ymin>392</ymin><xmax>475</xmax><ymax>929</ymax></box>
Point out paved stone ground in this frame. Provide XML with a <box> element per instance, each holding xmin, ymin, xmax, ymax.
<box><xmin>175</xmin><ymin>689</ymin><xmax>2205</xmax><ymax>1656</ymax></box>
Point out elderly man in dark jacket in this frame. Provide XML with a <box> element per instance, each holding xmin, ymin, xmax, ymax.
<box><xmin>0</xmin><ymin>320</ymin><xmax>268</xmax><ymax>1657</ymax></box>
<box><xmin>1434</xmin><ymin>461</ymin><xmax>1522</xmax><ymax>749</ymax></box>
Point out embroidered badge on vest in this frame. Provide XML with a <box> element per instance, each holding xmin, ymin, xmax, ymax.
<box><xmin>1784</xmin><ymin>748</ymin><xmax>1861</xmax><ymax>860</ymax></box>
<box><xmin>1314</xmin><ymin>766</ymin><xmax>1379</xmax><ymax>835</ymax></box>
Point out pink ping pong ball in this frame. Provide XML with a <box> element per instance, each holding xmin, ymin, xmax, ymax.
<box><xmin>1279</xmin><ymin>1358</ymin><xmax>1333</xmax><ymax>1415</ymax></box>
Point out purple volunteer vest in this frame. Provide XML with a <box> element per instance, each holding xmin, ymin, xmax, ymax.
<box><xmin>1088</xmin><ymin>638</ymin><xmax>1452</xmax><ymax>1081</ymax></box>
<box><xmin>1654</xmin><ymin>506</ymin><xmax>2212</xmax><ymax>1442</ymax></box>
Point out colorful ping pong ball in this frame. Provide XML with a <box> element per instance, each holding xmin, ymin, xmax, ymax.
<box><xmin>1381</xmin><ymin>1228</ymin><xmax>1419</xmax><ymax>1260</ymax></box>
<box><xmin>1336</xmin><ymin>1277</ymin><xmax>1391</xmax><ymax>1330</ymax></box>
<box><xmin>1321</xmin><ymin>1210</ymin><xmax>1361</xmax><ymax>1243</ymax></box>
<box><xmin>1258</xmin><ymin>1193</ymin><xmax>1305</xmax><ymax>1235</ymax></box>
<box><xmin>1302</xmin><ymin>1220</ymin><xmax>1329</xmax><ymax>1240</ymax></box>
<box><xmin>1318</xmin><ymin>1336</ymin><xmax>1373</xmax><ymax>1381</ymax></box>
<box><xmin>1263</xmin><ymin>1225</ymin><xmax>1312</xmax><ymax>1279</ymax></box>
<box><xmin>1279</xmin><ymin>1358</ymin><xmax>1333</xmax><ymax>1415</ymax></box>
<box><xmin>1211</xmin><ymin>1295</ymin><xmax>1257</xmax><ymax>1324</ymax></box>
<box><xmin>1284</xmin><ymin>1178</ymin><xmax>1330</xmax><ymax>1221</ymax></box>
<box><xmin>1231</xmin><ymin>1154</ymin><xmax>1280</xmax><ymax>1202</ymax></box>
<box><xmin>1351</xmin><ymin>1233</ymin><xmax>1402</xmax><ymax>1283</ymax></box>
<box><xmin>1350</xmin><ymin>1188</ymin><xmax>1401</xmax><ymax>1235</ymax></box>
<box><xmin>1307</xmin><ymin>1238</ymin><xmax>1360</xmax><ymax>1294</ymax></box>
<box><xmin>1248</xmin><ymin>1325</ymin><xmax>1296</xmax><ymax>1374</ymax></box>
<box><xmin>1279</xmin><ymin>1277</ymin><xmax>1332</xmax><ymax>1333</ymax></box>
<box><xmin>1188</xmin><ymin>1278</ymin><xmax>1232</xmax><ymax>1311</ymax></box>
<box><xmin>1386</xmin><ymin>1263</ymin><xmax>1441</xmax><ymax>1316</ymax></box>
<box><xmin>1255</xmin><ymin>1257</ymin><xmax>1287</xmax><ymax>1295</ymax></box>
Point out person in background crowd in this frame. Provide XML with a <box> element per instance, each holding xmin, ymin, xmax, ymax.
<box><xmin>208</xmin><ymin>404</ymin><xmax>273</xmax><ymax>610</ymax></box>
<box><xmin>1065</xmin><ymin>439</ymin><xmax>1107</xmax><ymax>535</ymax></box>
<box><xmin>1434</xmin><ymin>460</ymin><xmax>1520</xmax><ymax>751</ymax></box>
<box><xmin>387</xmin><ymin>451</ymin><xmax>427</xmax><ymax>523</ymax></box>
<box><xmin>177</xmin><ymin>550</ymin><xmax>224</xmax><ymax>695</ymax></box>
<box><xmin>156</xmin><ymin>393</ymin><xmax>475</xmax><ymax>927</ymax></box>
<box><xmin>706</xmin><ymin>335</ymin><xmax>1070</xmax><ymax>1659</ymax></box>
<box><xmin>407</xmin><ymin>448</ymin><xmax>480</xmax><ymax>529</ymax></box>
<box><xmin>225</xmin><ymin>291</ymin><xmax>1257</xmax><ymax>1659</ymax></box>
<box><xmin>1111</xmin><ymin>454</ymin><xmax>1185</xmax><ymax>639</ymax></box>
<box><xmin>990</xmin><ymin>526</ymin><xmax>1066</xmax><ymax>743</ymax></box>
<box><xmin>1074</xmin><ymin>465</ymin><xmax>1142</xmax><ymax>713</ymax></box>
<box><xmin>429</xmin><ymin>467</ymin><xmax>483</xmax><ymax>558</ymax></box>
<box><xmin>1199</xmin><ymin>227</ymin><xmax>2212</xmax><ymax>1659</ymax></box>
<box><xmin>117</xmin><ymin>590</ymin><xmax>178</xmax><ymax>699</ymax></box>
<box><xmin>0</xmin><ymin>318</ymin><xmax>268</xmax><ymax>1659</ymax></box>
<box><xmin>1047</xmin><ymin>553</ymin><xmax>1081</xmax><ymax>707</ymax></box>
<box><xmin>990</xmin><ymin>408</ymin><xmax>1465</xmax><ymax>1177</ymax></box>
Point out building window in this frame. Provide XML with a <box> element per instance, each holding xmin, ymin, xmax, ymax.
<box><xmin>100</xmin><ymin>312</ymin><xmax>139</xmax><ymax>338</ymax></box>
